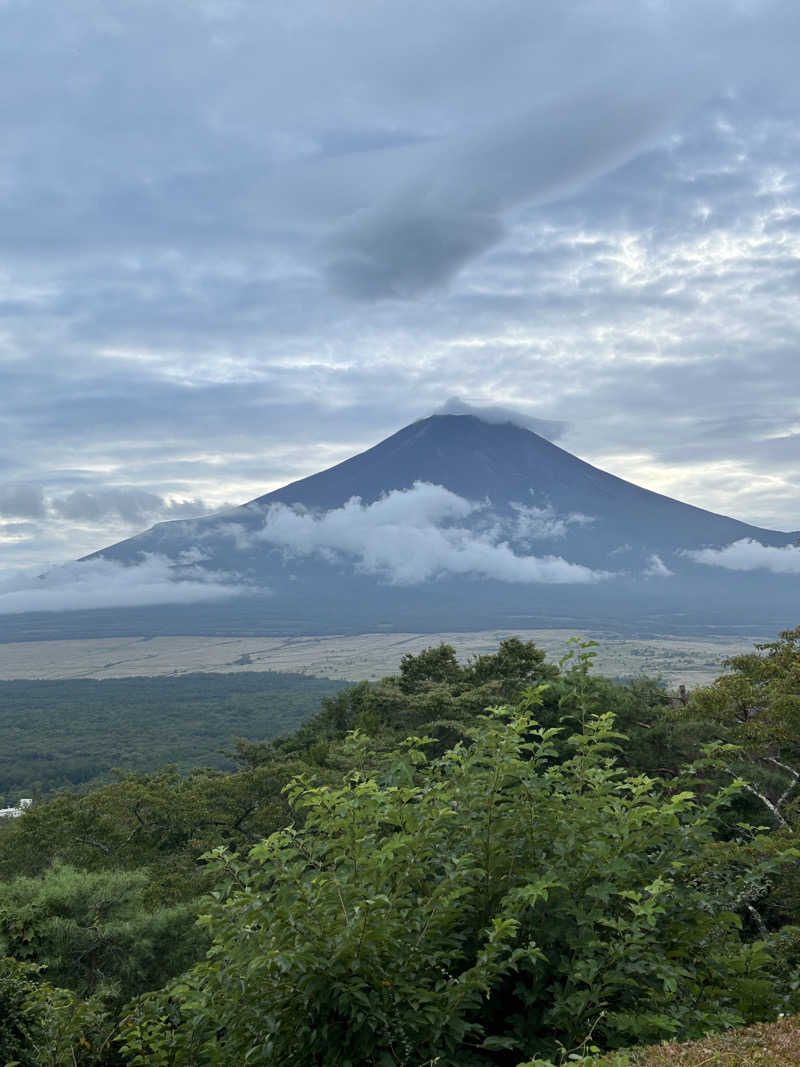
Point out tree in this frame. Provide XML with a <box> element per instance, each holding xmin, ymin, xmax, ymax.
<box><xmin>0</xmin><ymin>864</ymin><xmax>201</xmax><ymax>1003</ymax></box>
<box><xmin>464</xmin><ymin>637</ymin><xmax>558</xmax><ymax>700</ymax></box>
<box><xmin>0</xmin><ymin>956</ymin><xmax>124</xmax><ymax>1066</ymax></box>
<box><xmin>398</xmin><ymin>643</ymin><xmax>463</xmax><ymax>692</ymax></box>
<box><xmin>120</xmin><ymin>702</ymin><xmax>786</xmax><ymax>1066</ymax></box>
<box><xmin>689</xmin><ymin>626</ymin><xmax>800</xmax><ymax>829</ymax></box>
<box><xmin>0</xmin><ymin>762</ymin><xmax>311</xmax><ymax>903</ymax></box>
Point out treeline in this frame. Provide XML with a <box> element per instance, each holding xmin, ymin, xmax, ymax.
<box><xmin>1</xmin><ymin>633</ymin><xmax>800</xmax><ymax>1064</ymax></box>
<box><xmin>0</xmin><ymin>671</ymin><xmax>345</xmax><ymax>797</ymax></box>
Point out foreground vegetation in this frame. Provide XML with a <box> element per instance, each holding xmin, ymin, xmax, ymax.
<box><xmin>1</xmin><ymin>630</ymin><xmax>800</xmax><ymax>1064</ymax></box>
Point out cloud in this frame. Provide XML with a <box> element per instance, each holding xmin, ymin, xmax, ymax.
<box><xmin>0</xmin><ymin>485</ymin><xmax>46</xmax><ymax>520</ymax></box>
<box><xmin>0</xmin><ymin>554</ymin><xmax>253</xmax><ymax>615</ymax></box>
<box><xmin>326</xmin><ymin>86</ymin><xmax>678</xmax><ymax>299</ymax></box>
<box><xmin>51</xmin><ymin>488</ymin><xmax>210</xmax><ymax>525</ymax></box>
<box><xmin>326</xmin><ymin>205</ymin><xmax>505</xmax><ymax>299</ymax></box>
<box><xmin>4</xmin><ymin>0</ymin><xmax>800</xmax><ymax>580</ymax></box>
<box><xmin>239</xmin><ymin>482</ymin><xmax>606</xmax><ymax>585</ymax></box>
<box><xmin>509</xmin><ymin>502</ymin><xmax>593</xmax><ymax>542</ymax></box>
<box><xmin>0</xmin><ymin>522</ymin><xmax>40</xmax><ymax>541</ymax></box>
<box><xmin>685</xmin><ymin>538</ymin><xmax>800</xmax><ymax>574</ymax></box>
<box><xmin>643</xmin><ymin>553</ymin><xmax>673</xmax><ymax>578</ymax></box>
<box><xmin>433</xmin><ymin>398</ymin><xmax>568</xmax><ymax>441</ymax></box>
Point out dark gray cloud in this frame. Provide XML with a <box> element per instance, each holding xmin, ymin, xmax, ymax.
<box><xmin>51</xmin><ymin>489</ymin><xmax>210</xmax><ymax>526</ymax></box>
<box><xmin>0</xmin><ymin>485</ymin><xmax>46</xmax><ymax>520</ymax></box>
<box><xmin>325</xmin><ymin>88</ymin><xmax>678</xmax><ymax>299</ymax></box>
<box><xmin>328</xmin><ymin>207</ymin><xmax>505</xmax><ymax>300</ymax></box>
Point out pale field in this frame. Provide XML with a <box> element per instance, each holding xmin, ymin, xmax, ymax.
<box><xmin>0</xmin><ymin>631</ymin><xmax>769</xmax><ymax>689</ymax></box>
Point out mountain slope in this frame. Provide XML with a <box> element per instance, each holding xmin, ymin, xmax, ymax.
<box><xmin>249</xmin><ymin>414</ymin><xmax>789</xmax><ymax>555</ymax></box>
<box><xmin>96</xmin><ymin>413</ymin><xmax>795</xmax><ymax>573</ymax></box>
<box><xmin>4</xmin><ymin>414</ymin><xmax>799</xmax><ymax>639</ymax></box>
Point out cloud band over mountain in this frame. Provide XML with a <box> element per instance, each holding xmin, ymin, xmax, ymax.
<box><xmin>686</xmin><ymin>539</ymin><xmax>800</xmax><ymax>574</ymax></box>
<box><xmin>233</xmin><ymin>483</ymin><xmax>606</xmax><ymax>586</ymax></box>
<box><xmin>0</xmin><ymin>556</ymin><xmax>251</xmax><ymax>615</ymax></box>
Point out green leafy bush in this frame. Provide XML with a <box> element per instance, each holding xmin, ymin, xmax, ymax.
<box><xmin>0</xmin><ymin>956</ymin><xmax>120</xmax><ymax>1066</ymax></box>
<box><xmin>120</xmin><ymin>691</ymin><xmax>788</xmax><ymax>1065</ymax></box>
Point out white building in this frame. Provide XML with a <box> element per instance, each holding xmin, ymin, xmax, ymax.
<box><xmin>0</xmin><ymin>798</ymin><xmax>32</xmax><ymax>819</ymax></box>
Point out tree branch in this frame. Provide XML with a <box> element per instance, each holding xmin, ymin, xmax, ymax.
<box><xmin>745</xmin><ymin>903</ymin><xmax>768</xmax><ymax>938</ymax></box>
<box><xmin>765</xmin><ymin>756</ymin><xmax>800</xmax><ymax>812</ymax></box>
<box><xmin>726</xmin><ymin>771</ymin><xmax>787</xmax><ymax>828</ymax></box>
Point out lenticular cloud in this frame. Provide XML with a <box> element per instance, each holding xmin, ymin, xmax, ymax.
<box><xmin>248</xmin><ymin>482</ymin><xmax>606</xmax><ymax>585</ymax></box>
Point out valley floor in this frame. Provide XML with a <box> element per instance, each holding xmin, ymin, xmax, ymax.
<box><xmin>0</xmin><ymin>629</ymin><xmax>770</xmax><ymax>687</ymax></box>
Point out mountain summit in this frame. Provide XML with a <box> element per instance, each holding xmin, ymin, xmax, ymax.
<box><xmin>244</xmin><ymin>414</ymin><xmax>788</xmax><ymax>565</ymax></box>
<box><xmin>7</xmin><ymin>414</ymin><xmax>799</xmax><ymax>639</ymax></box>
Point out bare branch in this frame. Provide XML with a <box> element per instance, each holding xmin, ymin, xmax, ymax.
<box><xmin>745</xmin><ymin>903</ymin><xmax>768</xmax><ymax>938</ymax></box>
<box><xmin>76</xmin><ymin>835</ymin><xmax>111</xmax><ymax>855</ymax></box>
<box><xmin>726</xmin><ymin>771</ymin><xmax>787</xmax><ymax>828</ymax></box>
<box><xmin>765</xmin><ymin>756</ymin><xmax>800</xmax><ymax>811</ymax></box>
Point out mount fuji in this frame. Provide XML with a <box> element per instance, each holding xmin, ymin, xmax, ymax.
<box><xmin>5</xmin><ymin>413</ymin><xmax>799</xmax><ymax>639</ymax></box>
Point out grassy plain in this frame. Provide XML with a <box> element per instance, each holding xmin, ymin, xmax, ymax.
<box><xmin>0</xmin><ymin>629</ymin><xmax>768</xmax><ymax>688</ymax></box>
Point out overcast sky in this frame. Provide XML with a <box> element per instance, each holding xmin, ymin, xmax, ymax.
<box><xmin>2</xmin><ymin>0</ymin><xmax>800</xmax><ymax>574</ymax></box>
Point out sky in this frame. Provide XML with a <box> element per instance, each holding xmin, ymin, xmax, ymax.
<box><xmin>2</xmin><ymin>0</ymin><xmax>800</xmax><ymax>578</ymax></box>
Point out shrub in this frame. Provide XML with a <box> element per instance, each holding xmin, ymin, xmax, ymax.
<box><xmin>120</xmin><ymin>689</ymin><xmax>789</xmax><ymax>1066</ymax></box>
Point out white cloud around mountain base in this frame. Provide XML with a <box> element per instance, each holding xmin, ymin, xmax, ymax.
<box><xmin>243</xmin><ymin>482</ymin><xmax>606</xmax><ymax>585</ymax></box>
<box><xmin>643</xmin><ymin>554</ymin><xmax>674</xmax><ymax>578</ymax></box>
<box><xmin>685</xmin><ymin>539</ymin><xmax>800</xmax><ymax>574</ymax></box>
<box><xmin>510</xmin><ymin>502</ymin><xmax>594</xmax><ymax>543</ymax></box>
<box><xmin>0</xmin><ymin>555</ymin><xmax>251</xmax><ymax>615</ymax></box>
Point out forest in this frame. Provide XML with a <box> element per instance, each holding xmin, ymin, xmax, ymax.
<box><xmin>0</xmin><ymin>671</ymin><xmax>346</xmax><ymax>798</ymax></box>
<box><xmin>1</xmin><ymin>630</ymin><xmax>799</xmax><ymax>1065</ymax></box>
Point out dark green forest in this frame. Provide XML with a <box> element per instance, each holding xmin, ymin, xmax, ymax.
<box><xmin>1</xmin><ymin>632</ymin><xmax>800</xmax><ymax>1065</ymax></box>
<box><xmin>0</xmin><ymin>671</ymin><xmax>346</xmax><ymax>798</ymax></box>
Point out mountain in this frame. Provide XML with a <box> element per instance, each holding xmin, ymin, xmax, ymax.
<box><xmin>251</xmin><ymin>414</ymin><xmax>792</xmax><ymax>561</ymax></box>
<box><xmin>5</xmin><ymin>414</ymin><xmax>800</xmax><ymax>639</ymax></box>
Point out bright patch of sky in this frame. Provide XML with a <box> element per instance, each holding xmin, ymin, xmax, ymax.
<box><xmin>2</xmin><ymin>0</ymin><xmax>800</xmax><ymax>572</ymax></box>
